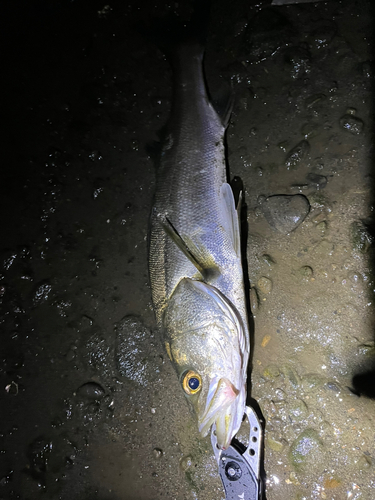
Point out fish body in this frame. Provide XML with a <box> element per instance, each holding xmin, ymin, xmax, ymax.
<box><xmin>149</xmin><ymin>40</ymin><xmax>249</xmax><ymax>449</ymax></box>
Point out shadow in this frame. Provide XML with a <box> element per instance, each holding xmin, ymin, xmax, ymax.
<box><xmin>353</xmin><ymin>368</ymin><xmax>375</xmax><ymax>398</ymax></box>
<box><xmin>350</xmin><ymin>0</ymin><xmax>375</xmax><ymax>400</ymax></box>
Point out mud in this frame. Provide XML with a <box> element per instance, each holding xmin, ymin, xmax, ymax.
<box><xmin>1</xmin><ymin>1</ymin><xmax>374</xmax><ymax>499</ymax></box>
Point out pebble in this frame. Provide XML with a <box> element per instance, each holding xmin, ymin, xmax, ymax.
<box><xmin>153</xmin><ymin>448</ymin><xmax>163</xmax><ymax>459</ymax></box>
<box><xmin>316</xmin><ymin>221</ymin><xmax>327</xmax><ymax>235</ymax></box>
<box><xmin>357</xmin><ymin>343</ymin><xmax>375</xmax><ymax>357</ymax></box>
<box><xmin>305</xmin><ymin>93</ymin><xmax>326</xmax><ymax>109</ymax></box>
<box><xmin>261</xmin><ymin>335</ymin><xmax>271</xmax><ymax>347</ymax></box>
<box><xmin>308</xmin><ymin>22</ymin><xmax>336</xmax><ymax>50</ymax></box>
<box><xmin>356</xmin><ymin>454</ymin><xmax>372</xmax><ymax>470</ymax></box>
<box><xmin>315</xmin><ymin>239</ymin><xmax>334</xmax><ymax>256</ymax></box>
<box><xmin>32</xmin><ymin>280</ymin><xmax>52</xmax><ymax>306</ymax></box>
<box><xmin>301</xmin><ymin>122</ymin><xmax>320</xmax><ymax>139</ymax></box>
<box><xmin>266</xmin><ymin>432</ymin><xmax>286</xmax><ymax>452</ymax></box>
<box><xmin>65</xmin><ymin>349</ymin><xmax>76</xmax><ymax>362</ymax></box>
<box><xmin>285</xmin><ymin>140</ymin><xmax>310</xmax><ymax>169</ymax></box>
<box><xmin>250</xmin><ymin>287</ymin><xmax>260</xmax><ymax>313</ymax></box>
<box><xmin>362</xmin><ymin>61</ymin><xmax>373</xmax><ymax>79</ymax></box>
<box><xmin>299</xmin><ymin>265</ymin><xmax>313</xmax><ymax>279</ymax></box>
<box><xmin>179</xmin><ymin>455</ymin><xmax>193</xmax><ymax>471</ymax></box>
<box><xmin>288</xmin><ymin>399</ymin><xmax>309</xmax><ymax>422</ymax></box>
<box><xmin>325</xmin><ymin>381</ymin><xmax>341</xmax><ymax>393</ymax></box>
<box><xmin>324</xmin><ymin>476</ymin><xmax>341</xmax><ymax>489</ymax></box>
<box><xmin>261</xmin><ymin>194</ymin><xmax>310</xmax><ymax>234</ymax></box>
<box><xmin>257</xmin><ymin>276</ymin><xmax>272</xmax><ymax>294</ymax></box>
<box><xmin>289</xmin><ymin>428</ymin><xmax>325</xmax><ymax>473</ymax></box>
<box><xmin>76</xmin><ymin>382</ymin><xmax>105</xmax><ymax>401</ymax></box>
<box><xmin>282</xmin><ymin>365</ymin><xmax>301</xmax><ymax>389</ymax></box>
<box><xmin>284</xmin><ymin>45</ymin><xmax>311</xmax><ymax>79</ymax></box>
<box><xmin>263</xmin><ymin>365</ymin><xmax>280</xmax><ymax>379</ymax></box>
<box><xmin>274</xmin><ymin>388</ymin><xmax>286</xmax><ymax>401</ymax></box>
<box><xmin>115</xmin><ymin>316</ymin><xmax>153</xmax><ymax>386</ymax></box>
<box><xmin>339</xmin><ymin>114</ymin><xmax>364</xmax><ymax>134</ymax></box>
<box><xmin>5</xmin><ymin>381</ymin><xmax>18</xmax><ymax>395</ymax></box>
<box><xmin>262</xmin><ymin>253</ymin><xmax>276</xmax><ymax>267</ymax></box>
<box><xmin>350</xmin><ymin>220</ymin><xmax>373</xmax><ymax>253</ymax></box>
<box><xmin>306</xmin><ymin>172</ymin><xmax>327</xmax><ymax>190</ymax></box>
<box><xmin>278</xmin><ymin>141</ymin><xmax>288</xmax><ymax>152</ymax></box>
<box><xmin>347</xmin><ymin>271</ymin><xmax>362</xmax><ymax>284</ymax></box>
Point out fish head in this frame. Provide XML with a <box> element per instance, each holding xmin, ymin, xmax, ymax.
<box><xmin>163</xmin><ymin>278</ymin><xmax>249</xmax><ymax>449</ymax></box>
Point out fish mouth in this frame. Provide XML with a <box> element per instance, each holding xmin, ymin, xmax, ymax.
<box><xmin>198</xmin><ymin>377</ymin><xmax>243</xmax><ymax>449</ymax></box>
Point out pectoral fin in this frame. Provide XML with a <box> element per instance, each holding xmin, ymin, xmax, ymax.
<box><xmin>162</xmin><ymin>217</ymin><xmax>205</xmax><ymax>276</ymax></box>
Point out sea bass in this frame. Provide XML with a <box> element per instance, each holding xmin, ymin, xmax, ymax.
<box><xmin>149</xmin><ymin>37</ymin><xmax>249</xmax><ymax>450</ymax></box>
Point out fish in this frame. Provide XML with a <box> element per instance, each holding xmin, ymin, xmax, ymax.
<box><xmin>148</xmin><ymin>13</ymin><xmax>250</xmax><ymax>450</ymax></box>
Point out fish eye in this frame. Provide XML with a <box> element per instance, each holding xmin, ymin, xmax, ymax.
<box><xmin>182</xmin><ymin>370</ymin><xmax>202</xmax><ymax>395</ymax></box>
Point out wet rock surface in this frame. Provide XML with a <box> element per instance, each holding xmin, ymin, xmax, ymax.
<box><xmin>1</xmin><ymin>1</ymin><xmax>375</xmax><ymax>500</ymax></box>
<box><xmin>285</xmin><ymin>140</ymin><xmax>310</xmax><ymax>170</ymax></box>
<box><xmin>260</xmin><ymin>194</ymin><xmax>310</xmax><ymax>234</ymax></box>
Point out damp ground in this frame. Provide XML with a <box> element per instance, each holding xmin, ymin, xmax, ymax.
<box><xmin>1</xmin><ymin>1</ymin><xmax>374</xmax><ymax>499</ymax></box>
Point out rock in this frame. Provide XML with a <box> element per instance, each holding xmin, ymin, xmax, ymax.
<box><xmin>283</xmin><ymin>45</ymin><xmax>311</xmax><ymax>79</ymax></box>
<box><xmin>306</xmin><ymin>173</ymin><xmax>327</xmax><ymax>190</ymax></box>
<box><xmin>274</xmin><ymin>388</ymin><xmax>286</xmax><ymax>401</ymax></box>
<box><xmin>261</xmin><ymin>195</ymin><xmax>310</xmax><ymax>233</ymax></box>
<box><xmin>250</xmin><ymin>287</ymin><xmax>260</xmax><ymax>313</ymax></box>
<box><xmin>285</xmin><ymin>140</ymin><xmax>310</xmax><ymax>169</ymax></box>
<box><xmin>262</xmin><ymin>254</ymin><xmax>276</xmax><ymax>267</ymax></box>
<box><xmin>323</xmin><ymin>476</ymin><xmax>342</xmax><ymax>489</ymax></box>
<box><xmin>278</xmin><ymin>140</ymin><xmax>288</xmax><ymax>152</ymax></box>
<box><xmin>289</xmin><ymin>429</ymin><xmax>325</xmax><ymax>473</ymax></box>
<box><xmin>347</xmin><ymin>271</ymin><xmax>363</xmax><ymax>284</ymax></box>
<box><xmin>355</xmin><ymin>454</ymin><xmax>372</xmax><ymax>470</ymax></box>
<box><xmin>281</xmin><ymin>365</ymin><xmax>301</xmax><ymax>389</ymax></box>
<box><xmin>350</xmin><ymin>221</ymin><xmax>373</xmax><ymax>253</ymax></box>
<box><xmin>357</xmin><ymin>343</ymin><xmax>375</xmax><ymax>357</ymax></box>
<box><xmin>257</xmin><ymin>276</ymin><xmax>272</xmax><ymax>294</ymax></box>
<box><xmin>339</xmin><ymin>114</ymin><xmax>364</xmax><ymax>134</ymax></box>
<box><xmin>325</xmin><ymin>381</ymin><xmax>342</xmax><ymax>393</ymax></box>
<box><xmin>266</xmin><ymin>432</ymin><xmax>286</xmax><ymax>452</ymax></box>
<box><xmin>316</xmin><ymin>221</ymin><xmax>327</xmax><ymax>235</ymax></box>
<box><xmin>153</xmin><ymin>448</ymin><xmax>163</xmax><ymax>459</ymax></box>
<box><xmin>298</xmin><ymin>266</ymin><xmax>313</xmax><ymax>280</ymax></box>
<box><xmin>308</xmin><ymin>21</ymin><xmax>336</xmax><ymax>50</ymax></box>
<box><xmin>314</xmin><ymin>239</ymin><xmax>334</xmax><ymax>256</ymax></box>
<box><xmin>263</xmin><ymin>365</ymin><xmax>280</xmax><ymax>379</ymax></box>
<box><xmin>305</xmin><ymin>93</ymin><xmax>326</xmax><ymax>109</ymax></box>
<box><xmin>261</xmin><ymin>335</ymin><xmax>271</xmax><ymax>347</ymax></box>
<box><xmin>76</xmin><ymin>382</ymin><xmax>105</xmax><ymax>401</ymax></box>
<box><xmin>65</xmin><ymin>348</ymin><xmax>76</xmax><ymax>361</ymax></box>
<box><xmin>242</xmin><ymin>9</ymin><xmax>293</xmax><ymax>63</ymax></box>
<box><xmin>115</xmin><ymin>316</ymin><xmax>154</xmax><ymax>386</ymax></box>
<box><xmin>32</xmin><ymin>280</ymin><xmax>52</xmax><ymax>306</ymax></box>
<box><xmin>289</xmin><ymin>399</ymin><xmax>309</xmax><ymax>422</ymax></box>
<box><xmin>301</xmin><ymin>122</ymin><xmax>320</xmax><ymax>139</ymax></box>
<box><xmin>362</xmin><ymin>61</ymin><xmax>373</xmax><ymax>79</ymax></box>
<box><xmin>180</xmin><ymin>455</ymin><xmax>193</xmax><ymax>471</ymax></box>
<box><xmin>1</xmin><ymin>249</ymin><xmax>18</xmax><ymax>271</ymax></box>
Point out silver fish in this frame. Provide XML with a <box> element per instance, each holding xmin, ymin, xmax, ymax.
<box><xmin>149</xmin><ymin>41</ymin><xmax>249</xmax><ymax>450</ymax></box>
